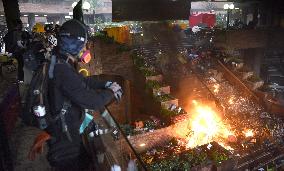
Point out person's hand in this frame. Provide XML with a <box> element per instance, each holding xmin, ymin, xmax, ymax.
<box><xmin>114</xmin><ymin>89</ymin><xmax>123</xmax><ymax>101</ymax></box>
<box><xmin>106</xmin><ymin>82</ymin><xmax>123</xmax><ymax>101</ymax></box>
<box><xmin>28</xmin><ymin>131</ymin><xmax>51</xmax><ymax>161</ymax></box>
<box><xmin>105</xmin><ymin>81</ymin><xmax>113</xmax><ymax>88</ymax></box>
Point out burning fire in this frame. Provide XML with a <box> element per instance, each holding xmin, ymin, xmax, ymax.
<box><xmin>174</xmin><ymin>100</ymin><xmax>234</xmax><ymax>150</ymax></box>
<box><xmin>213</xmin><ymin>84</ymin><xmax>220</xmax><ymax>93</ymax></box>
<box><xmin>228</xmin><ymin>96</ymin><xmax>234</xmax><ymax>105</ymax></box>
<box><xmin>243</xmin><ymin>129</ymin><xmax>254</xmax><ymax>137</ymax></box>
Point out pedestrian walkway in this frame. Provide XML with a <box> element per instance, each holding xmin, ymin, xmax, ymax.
<box><xmin>10</xmin><ymin>120</ymin><xmax>52</xmax><ymax>171</ymax></box>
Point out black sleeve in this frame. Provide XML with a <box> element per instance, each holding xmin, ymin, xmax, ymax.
<box><xmin>84</xmin><ymin>75</ymin><xmax>107</xmax><ymax>89</ymax></box>
<box><xmin>14</xmin><ymin>31</ymin><xmax>22</xmax><ymax>41</ymax></box>
<box><xmin>55</xmin><ymin>64</ymin><xmax>114</xmax><ymax>110</ymax></box>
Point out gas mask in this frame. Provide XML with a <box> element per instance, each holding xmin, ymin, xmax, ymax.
<box><xmin>79</xmin><ymin>48</ymin><xmax>91</xmax><ymax>64</ymax></box>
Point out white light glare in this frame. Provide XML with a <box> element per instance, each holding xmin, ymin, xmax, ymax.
<box><xmin>224</xmin><ymin>4</ymin><xmax>229</xmax><ymax>10</ymax></box>
<box><xmin>83</xmin><ymin>2</ymin><xmax>91</xmax><ymax>10</ymax></box>
<box><xmin>229</xmin><ymin>4</ymin><xmax>235</xmax><ymax>9</ymax></box>
<box><xmin>224</xmin><ymin>4</ymin><xmax>234</xmax><ymax>10</ymax></box>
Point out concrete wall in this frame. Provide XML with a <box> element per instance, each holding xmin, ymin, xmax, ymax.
<box><xmin>87</xmin><ymin>39</ymin><xmax>134</xmax><ymax>124</ymax></box>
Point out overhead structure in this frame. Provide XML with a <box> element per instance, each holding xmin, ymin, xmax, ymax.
<box><xmin>112</xmin><ymin>0</ymin><xmax>191</xmax><ymax>21</ymax></box>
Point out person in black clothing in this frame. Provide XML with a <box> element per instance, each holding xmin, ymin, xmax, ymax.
<box><xmin>12</xmin><ymin>20</ymin><xmax>27</xmax><ymax>82</ymax></box>
<box><xmin>34</xmin><ymin>19</ymin><xmax>122</xmax><ymax>170</ymax></box>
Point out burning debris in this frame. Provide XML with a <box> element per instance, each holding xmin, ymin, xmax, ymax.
<box><xmin>129</xmin><ymin>32</ymin><xmax>284</xmax><ymax>170</ymax></box>
<box><xmin>174</xmin><ymin>100</ymin><xmax>233</xmax><ymax>150</ymax></box>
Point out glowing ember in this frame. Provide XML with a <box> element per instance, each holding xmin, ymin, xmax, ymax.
<box><xmin>174</xmin><ymin>101</ymin><xmax>234</xmax><ymax>150</ymax></box>
<box><xmin>228</xmin><ymin>96</ymin><xmax>234</xmax><ymax>104</ymax></box>
<box><xmin>213</xmin><ymin>84</ymin><xmax>220</xmax><ymax>93</ymax></box>
<box><xmin>243</xmin><ymin>129</ymin><xmax>254</xmax><ymax>137</ymax></box>
<box><xmin>218</xmin><ymin>142</ymin><xmax>234</xmax><ymax>151</ymax></box>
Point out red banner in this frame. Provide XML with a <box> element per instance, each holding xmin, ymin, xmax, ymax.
<box><xmin>189</xmin><ymin>13</ymin><xmax>216</xmax><ymax>28</ymax></box>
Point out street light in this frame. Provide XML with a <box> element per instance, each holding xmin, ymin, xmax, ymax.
<box><xmin>229</xmin><ymin>4</ymin><xmax>235</xmax><ymax>10</ymax></box>
<box><xmin>224</xmin><ymin>3</ymin><xmax>235</xmax><ymax>29</ymax></box>
<box><xmin>82</xmin><ymin>2</ymin><xmax>91</xmax><ymax>10</ymax></box>
<box><xmin>72</xmin><ymin>1</ymin><xmax>90</xmax><ymax>10</ymax></box>
<box><xmin>224</xmin><ymin>4</ymin><xmax>229</xmax><ymax>10</ymax></box>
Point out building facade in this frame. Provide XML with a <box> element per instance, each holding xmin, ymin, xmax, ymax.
<box><xmin>0</xmin><ymin>0</ymin><xmax>112</xmax><ymax>27</ymax></box>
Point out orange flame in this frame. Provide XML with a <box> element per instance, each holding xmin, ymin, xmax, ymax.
<box><xmin>228</xmin><ymin>96</ymin><xmax>234</xmax><ymax>105</ymax></box>
<box><xmin>174</xmin><ymin>101</ymin><xmax>234</xmax><ymax>150</ymax></box>
<box><xmin>213</xmin><ymin>84</ymin><xmax>220</xmax><ymax>93</ymax></box>
<box><xmin>243</xmin><ymin>129</ymin><xmax>254</xmax><ymax>137</ymax></box>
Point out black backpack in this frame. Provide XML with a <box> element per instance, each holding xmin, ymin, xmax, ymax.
<box><xmin>22</xmin><ymin>62</ymin><xmax>50</xmax><ymax>127</ymax></box>
<box><xmin>23</xmin><ymin>61</ymin><xmax>89</xmax><ymax>168</ymax></box>
<box><xmin>3</xmin><ymin>31</ymin><xmax>16</xmax><ymax>53</ymax></box>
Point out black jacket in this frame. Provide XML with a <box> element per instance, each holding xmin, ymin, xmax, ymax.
<box><xmin>47</xmin><ymin>61</ymin><xmax>114</xmax><ymax>142</ymax></box>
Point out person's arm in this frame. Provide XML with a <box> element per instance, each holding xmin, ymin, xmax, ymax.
<box><xmin>55</xmin><ymin>64</ymin><xmax>114</xmax><ymax>110</ymax></box>
<box><xmin>17</xmin><ymin>41</ymin><xmax>25</xmax><ymax>49</ymax></box>
<box><xmin>15</xmin><ymin>31</ymin><xmax>25</xmax><ymax>49</ymax></box>
<box><xmin>84</xmin><ymin>75</ymin><xmax>107</xmax><ymax>89</ymax></box>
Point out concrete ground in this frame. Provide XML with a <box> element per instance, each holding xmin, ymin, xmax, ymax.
<box><xmin>10</xmin><ymin>120</ymin><xmax>52</xmax><ymax>171</ymax></box>
<box><xmin>0</xmin><ymin>65</ymin><xmax>51</xmax><ymax>171</ymax></box>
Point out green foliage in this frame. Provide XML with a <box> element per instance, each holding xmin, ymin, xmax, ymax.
<box><xmin>132</xmin><ymin>55</ymin><xmax>145</xmax><ymax>67</ymax></box>
<box><xmin>247</xmin><ymin>74</ymin><xmax>262</xmax><ymax>82</ymax></box>
<box><xmin>193</xmin><ymin>151</ymin><xmax>208</xmax><ymax>165</ymax></box>
<box><xmin>160</xmin><ymin>108</ymin><xmax>179</xmax><ymax>117</ymax></box>
<box><xmin>94</xmin><ymin>17</ymin><xmax>103</xmax><ymax>24</ymax></box>
<box><xmin>132</xmin><ymin>53</ymin><xmax>160</xmax><ymax>76</ymax></box>
<box><xmin>139</xmin><ymin>68</ymin><xmax>158</xmax><ymax>77</ymax></box>
<box><xmin>116</xmin><ymin>44</ymin><xmax>131</xmax><ymax>53</ymax></box>
<box><xmin>147</xmin><ymin>151</ymin><xmax>205</xmax><ymax>170</ymax></box>
<box><xmin>211</xmin><ymin>151</ymin><xmax>229</xmax><ymax>164</ymax></box>
<box><xmin>120</xmin><ymin>120</ymin><xmax>159</xmax><ymax>136</ymax></box>
<box><xmin>144</xmin><ymin>120</ymin><xmax>156</xmax><ymax>130</ymax></box>
<box><xmin>216</xmin><ymin>13</ymin><xmax>226</xmax><ymax>28</ymax></box>
<box><xmin>120</xmin><ymin>124</ymin><xmax>134</xmax><ymax>136</ymax></box>
<box><xmin>226</xmin><ymin>56</ymin><xmax>243</xmax><ymax>63</ymax></box>
<box><xmin>93</xmin><ymin>32</ymin><xmax>114</xmax><ymax>44</ymax></box>
<box><xmin>146</xmin><ymin>80</ymin><xmax>162</xmax><ymax>90</ymax></box>
<box><xmin>155</xmin><ymin>94</ymin><xmax>174</xmax><ymax>102</ymax></box>
<box><xmin>141</xmin><ymin>140</ymin><xmax>230</xmax><ymax>170</ymax></box>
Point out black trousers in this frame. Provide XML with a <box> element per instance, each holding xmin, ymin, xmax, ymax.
<box><xmin>14</xmin><ymin>52</ymin><xmax>24</xmax><ymax>81</ymax></box>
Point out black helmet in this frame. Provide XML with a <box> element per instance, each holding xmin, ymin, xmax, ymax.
<box><xmin>58</xmin><ymin>19</ymin><xmax>87</xmax><ymax>56</ymax></box>
<box><xmin>59</xmin><ymin>19</ymin><xmax>87</xmax><ymax>42</ymax></box>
